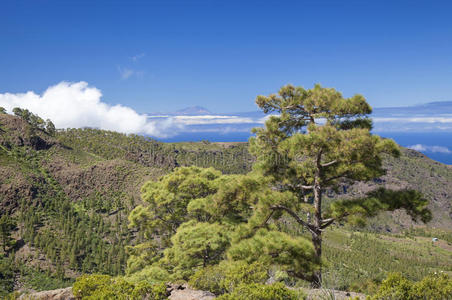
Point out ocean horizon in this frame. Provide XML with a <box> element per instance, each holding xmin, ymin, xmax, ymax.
<box><xmin>156</xmin><ymin>131</ymin><xmax>452</xmax><ymax>165</ymax></box>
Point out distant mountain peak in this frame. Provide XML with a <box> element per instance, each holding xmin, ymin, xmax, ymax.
<box><xmin>423</xmin><ymin>101</ymin><xmax>452</xmax><ymax>107</ymax></box>
<box><xmin>174</xmin><ymin>106</ymin><xmax>212</xmax><ymax>115</ymax></box>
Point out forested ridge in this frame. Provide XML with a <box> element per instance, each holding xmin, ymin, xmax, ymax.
<box><xmin>0</xmin><ymin>111</ymin><xmax>255</xmax><ymax>295</ymax></box>
<box><xmin>0</xmin><ymin>95</ymin><xmax>451</xmax><ymax>299</ymax></box>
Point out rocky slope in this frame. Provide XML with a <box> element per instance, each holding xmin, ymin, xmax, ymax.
<box><xmin>0</xmin><ymin>112</ymin><xmax>451</xmax><ymax>295</ymax></box>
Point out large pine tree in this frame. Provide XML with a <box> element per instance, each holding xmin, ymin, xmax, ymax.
<box><xmin>249</xmin><ymin>84</ymin><xmax>430</xmax><ymax>287</ymax></box>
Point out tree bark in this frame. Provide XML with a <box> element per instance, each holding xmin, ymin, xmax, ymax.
<box><xmin>311</xmin><ymin>150</ymin><xmax>323</xmax><ymax>288</ymax></box>
<box><xmin>311</xmin><ymin>183</ymin><xmax>323</xmax><ymax>288</ymax></box>
<box><xmin>311</xmin><ymin>231</ymin><xmax>322</xmax><ymax>288</ymax></box>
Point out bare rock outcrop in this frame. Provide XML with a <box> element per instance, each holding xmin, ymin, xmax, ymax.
<box><xmin>18</xmin><ymin>287</ymin><xmax>75</xmax><ymax>300</ymax></box>
<box><xmin>168</xmin><ymin>284</ymin><xmax>216</xmax><ymax>300</ymax></box>
<box><xmin>17</xmin><ymin>285</ymin><xmax>217</xmax><ymax>300</ymax></box>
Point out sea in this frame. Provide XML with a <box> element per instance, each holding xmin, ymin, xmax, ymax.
<box><xmin>157</xmin><ymin>131</ymin><xmax>452</xmax><ymax>165</ymax></box>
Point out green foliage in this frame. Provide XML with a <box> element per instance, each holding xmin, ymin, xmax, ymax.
<box><xmin>127</xmin><ymin>167</ymin><xmax>224</xmax><ymax>273</ymax></box>
<box><xmin>370</xmin><ymin>272</ymin><xmax>452</xmax><ymax>300</ymax></box>
<box><xmin>162</xmin><ymin>220</ymin><xmax>231</xmax><ymax>280</ymax></box>
<box><xmin>12</xmin><ymin>107</ymin><xmax>25</xmax><ymax>117</ymax></box>
<box><xmin>247</xmin><ymin>83</ymin><xmax>428</xmax><ymax>286</ymax></box>
<box><xmin>0</xmin><ymin>140</ymin><xmax>131</xmax><ymax>279</ymax></box>
<box><xmin>405</xmin><ymin>227</ymin><xmax>452</xmax><ymax>243</ymax></box>
<box><xmin>219</xmin><ymin>260</ymin><xmax>268</xmax><ymax>293</ymax></box>
<box><xmin>0</xmin><ymin>256</ymin><xmax>73</xmax><ymax>297</ymax></box>
<box><xmin>189</xmin><ymin>173</ymin><xmax>263</xmax><ymax>222</ymax></box>
<box><xmin>125</xmin><ymin>265</ymin><xmax>170</xmax><ymax>284</ymax></box>
<box><xmin>127</xmin><ymin>167</ymin><xmax>270</xmax><ymax>281</ymax></box>
<box><xmin>327</xmin><ymin>188</ymin><xmax>432</xmax><ymax>227</ymax></box>
<box><xmin>73</xmin><ymin>274</ymin><xmax>167</xmax><ymax>300</ymax></box>
<box><xmin>19</xmin><ymin>265</ymin><xmax>73</xmax><ymax>292</ymax></box>
<box><xmin>189</xmin><ymin>265</ymin><xmax>226</xmax><ymax>295</ymax></box>
<box><xmin>250</xmin><ymin>84</ymin><xmax>399</xmax><ymax>189</ymax></box>
<box><xmin>189</xmin><ymin>260</ymin><xmax>267</xmax><ymax>295</ymax></box>
<box><xmin>0</xmin><ymin>109</ymin><xmax>448</xmax><ymax>295</ymax></box>
<box><xmin>228</xmin><ymin>229</ymin><xmax>319</xmax><ymax>280</ymax></box>
<box><xmin>217</xmin><ymin>282</ymin><xmax>302</xmax><ymax>300</ymax></box>
<box><xmin>0</xmin><ymin>107</ymin><xmax>6</xmax><ymax>114</ymax></box>
<box><xmin>0</xmin><ymin>256</ymin><xmax>15</xmax><ymax>297</ymax></box>
<box><xmin>12</xmin><ymin>107</ymin><xmax>45</xmax><ymax>130</ymax></box>
<box><xmin>73</xmin><ymin>274</ymin><xmax>112</xmax><ymax>299</ymax></box>
<box><xmin>45</xmin><ymin>119</ymin><xmax>56</xmax><ymax>136</ymax></box>
<box><xmin>321</xmin><ymin>229</ymin><xmax>452</xmax><ymax>294</ymax></box>
<box><xmin>56</xmin><ymin>128</ymin><xmax>252</xmax><ymax>174</ymax></box>
<box><xmin>0</xmin><ymin>114</ymin><xmax>255</xmax><ymax>290</ymax></box>
<box><xmin>127</xmin><ymin>166</ymin><xmax>321</xmax><ymax>286</ymax></box>
<box><xmin>0</xmin><ymin>214</ymin><xmax>16</xmax><ymax>252</ymax></box>
<box><xmin>125</xmin><ymin>242</ymin><xmax>160</xmax><ymax>274</ymax></box>
<box><xmin>129</xmin><ymin>167</ymin><xmax>222</xmax><ymax>244</ymax></box>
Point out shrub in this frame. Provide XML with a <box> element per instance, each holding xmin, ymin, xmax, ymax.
<box><xmin>220</xmin><ymin>260</ymin><xmax>268</xmax><ymax>292</ymax></box>
<box><xmin>411</xmin><ymin>272</ymin><xmax>452</xmax><ymax>299</ymax></box>
<box><xmin>370</xmin><ymin>272</ymin><xmax>452</xmax><ymax>300</ymax></box>
<box><xmin>72</xmin><ymin>274</ymin><xmax>168</xmax><ymax>300</ymax></box>
<box><xmin>130</xmin><ymin>281</ymin><xmax>167</xmax><ymax>300</ymax></box>
<box><xmin>217</xmin><ymin>282</ymin><xmax>302</xmax><ymax>300</ymax></box>
<box><xmin>189</xmin><ymin>265</ymin><xmax>225</xmax><ymax>295</ymax></box>
<box><xmin>189</xmin><ymin>260</ymin><xmax>267</xmax><ymax>295</ymax></box>
<box><xmin>125</xmin><ymin>265</ymin><xmax>170</xmax><ymax>284</ymax></box>
<box><xmin>73</xmin><ymin>274</ymin><xmax>112</xmax><ymax>299</ymax></box>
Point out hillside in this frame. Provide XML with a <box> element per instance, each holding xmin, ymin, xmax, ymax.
<box><xmin>0</xmin><ymin>112</ymin><xmax>451</xmax><ymax>296</ymax></box>
<box><xmin>0</xmin><ymin>113</ymin><xmax>252</xmax><ymax>294</ymax></box>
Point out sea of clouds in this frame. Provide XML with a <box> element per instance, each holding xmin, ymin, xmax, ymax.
<box><xmin>2</xmin><ymin>81</ymin><xmax>450</xmax><ymax>163</ymax></box>
<box><xmin>1</xmin><ymin>81</ymin><xmax>451</xmax><ymax>139</ymax></box>
<box><xmin>407</xmin><ymin>144</ymin><xmax>451</xmax><ymax>154</ymax></box>
<box><xmin>0</xmin><ymin>81</ymin><xmax>181</xmax><ymax>138</ymax></box>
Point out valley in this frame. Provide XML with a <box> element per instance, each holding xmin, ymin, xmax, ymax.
<box><xmin>0</xmin><ymin>112</ymin><xmax>451</xmax><ymax>298</ymax></box>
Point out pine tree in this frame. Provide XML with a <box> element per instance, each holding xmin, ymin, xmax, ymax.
<box><xmin>249</xmin><ymin>84</ymin><xmax>431</xmax><ymax>287</ymax></box>
<box><xmin>45</xmin><ymin>119</ymin><xmax>56</xmax><ymax>136</ymax></box>
<box><xmin>0</xmin><ymin>215</ymin><xmax>16</xmax><ymax>254</ymax></box>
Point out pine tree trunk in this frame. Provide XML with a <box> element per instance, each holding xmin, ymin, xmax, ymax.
<box><xmin>311</xmin><ymin>163</ymin><xmax>323</xmax><ymax>288</ymax></box>
<box><xmin>311</xmin><ymin>232</ymin><xmax>322</xmax><ymax>288</ymax></box>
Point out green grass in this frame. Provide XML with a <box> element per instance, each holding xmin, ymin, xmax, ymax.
<box><xmin>2</xmin><ymin>114</ymin><xmax>451</xmax><ymax>295</ymax></box>
<box><xmin>321</xmin><ymin>227</ymin><xmax>452</xmax><ymax>293</ymax></box>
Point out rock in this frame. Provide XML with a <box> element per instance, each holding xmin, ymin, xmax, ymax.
<box><xmin>305</xmin><ymin>288</ymin><xmax>366</xmax><ymax>300</ymax></box>
<box><xmin>168</xmin><ymin>284</ymin><xmax>216</xmax><ymax>300</ymax></box>
<box><xmin>18</xmin><ymin>287</ymin><xmax>75</xmax><ymax>300</ymax></box>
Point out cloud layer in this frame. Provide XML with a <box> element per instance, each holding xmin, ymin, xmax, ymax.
<box><xmin>1</xmin><ymin>82</ymin><xmax>451</xmax><ymax>142</ymax></box>
<box><xmin>0</xmin><ymin>81</ymin><xmax>178</xmax><ymax>137</ymax></box>
<box><xmin>407</xmin><ymin>144</ymin><xmax>451</xmax><ymax>154</ymax></box>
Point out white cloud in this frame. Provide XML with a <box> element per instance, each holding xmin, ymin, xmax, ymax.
<box><xmin>118</xmin><ymin>66</ymin><xmax>144</xmax><ymax>80</ymax></box>
<box><xmin>407</xmin><ymin>144</ymin><xmax>451</xmax><ymax>154</ymax></box>
<box><xmin>0</xmin><ymin>81</ymin><xmax>180</xmax><ymax>137</ymax></box>
<box><xmin>147</xmin><ymin>114</ymin><xmax>265</xmax><ymax>126</ymax></box>
<box><xmin>119</xmin><ymin>68</ymin><xmax>134</xmax><ymax>79</ymax></box>
<box><xmin>373</xmin><ymin>117</ymin><xmax>452</xmax><ymax>123</ymax></box>
<box><xmin>130</xmin><ymin>53</ymin><xmax>145</xmax><ymax>62</ymax></box>
<box><xmin>173</xmin><ymin>115</ymin><xmax>256</xmax><ymax>125</ymax></box>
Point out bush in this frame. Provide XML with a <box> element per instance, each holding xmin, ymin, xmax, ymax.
<box><xmin>411</xmin><ymin>272</ymin><xmax>452</xmax><ymax>299</ymax></box>
<box><xmin>217</xmin><ymin>282</ymin><xmax>303</xmax><ymax>300</ymax></box>
<box><xmin>370</xmin><ymin>272</ymin><xmax>452</xmax><ymax>300</ymax></box>
<box><xmin>125</xmin><ymin>265</ymin><xmax>170</xmax><ymax>284</ymax></box>
<box><xmin>189</xmin><ymin>260</ymin><xmax>267</xmax><ymax>295</ymax></box>
<box><xmin>189</xmin><ymin>265</ymin><xmax>225</xmax><ymax>295</ymax></box>
<box><xmin>73</xmin><ymin>274</ymin><xmax>112</xmax><ymax>299</ymax></box>
<box><xmin>72</xmin><ymin>274</ymin><xmax>168</xmax><ymax>300</ymax></box>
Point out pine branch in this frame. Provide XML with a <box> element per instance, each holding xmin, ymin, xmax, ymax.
<box><xmin>320</xmin><ymin>160</ymin><xmax>337</xmax><ymax>167</ymax></box>
<box><xmin>320</xmin><ymin>218</ymin><xmax>335</xmax><ymax>229</ymax></box>
<box><xmin>270</xmin><ymin>204</ymin><xmax>317</xmax><ymax>236</ymax></box>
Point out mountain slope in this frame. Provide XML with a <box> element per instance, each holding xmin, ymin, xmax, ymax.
<box><xmin>0</xmin><ymin>112</ymin><xmax>451</xmax><ymax>295</ymax></box>
<box><xmin>0</xmin><ymin>113</ymin><xmax>252</xmax><ymax>294</ymax></box>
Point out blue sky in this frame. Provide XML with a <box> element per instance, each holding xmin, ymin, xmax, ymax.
<box><xmin>1</xmin><ymin>0</ymin><xmax>452</xmax><ymax>114</ymax></box>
